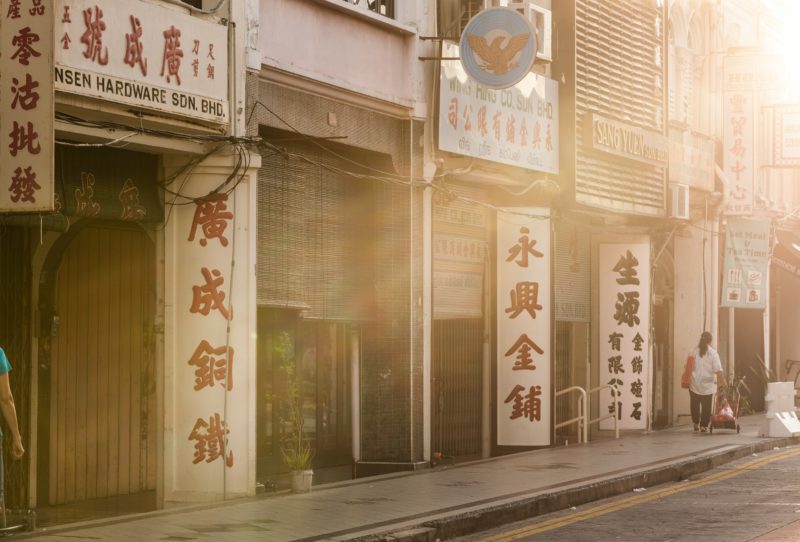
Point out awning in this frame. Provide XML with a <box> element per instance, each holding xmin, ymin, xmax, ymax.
<box><xmin>772</xmin><ymin>229</ymin><xmax>800</xmax><ymax>279</ymax></box>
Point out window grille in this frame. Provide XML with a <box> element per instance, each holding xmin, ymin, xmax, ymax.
<box><xmin>341</xmin><ymin>0</ymin><xmax>395</xmax><ymax>18</ymax></box>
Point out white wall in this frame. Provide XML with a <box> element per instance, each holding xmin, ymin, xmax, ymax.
<box><xmin>672</xmin><ymin>226</ymin><xmax>711</xmax><ymax>424</ymax></box>
<box><xmin>258</xmin><ymin>0</ymin><xmax>429</xmax><ymax>110</ymax></box>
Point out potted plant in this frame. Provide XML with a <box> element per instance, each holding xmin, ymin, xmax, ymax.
<box><xmin>276</xmin><ymin>334</ymin><xmax>314</xmax><ymax>492</ymax></box>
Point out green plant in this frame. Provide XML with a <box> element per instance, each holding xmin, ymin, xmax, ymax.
<box><xmin>274</xmin><ymin>332</ymin><xmax>314</xmax><ymax>471</ymax></box>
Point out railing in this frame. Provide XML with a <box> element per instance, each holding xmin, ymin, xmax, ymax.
<box><xmin>587</xmin><ymin>384</ymin><xmax>620</xmax><ymax>440</ymax></box>
<box><xmin>554</xmin><ymin>386</ymin><xmax>587</xmax><ymax>444</ymax></box>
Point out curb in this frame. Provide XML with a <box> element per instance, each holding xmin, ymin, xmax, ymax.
<box><xmin>352</xmin><ymin>436</ymin><xmax>800</xmax><ymax>542</ymax></box>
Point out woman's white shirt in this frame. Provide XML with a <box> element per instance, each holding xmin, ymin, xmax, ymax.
<box><xmin>689</xmin><ymin>346</ymin><xmax>723</xmax><ymax>396</ymax></box>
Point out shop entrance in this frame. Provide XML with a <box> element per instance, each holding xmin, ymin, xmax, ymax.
<box><xmin>38</xmin><ymin>222</ymin><xmax>157</xmax><ymax>506</ymax></box>
<box><xmin>256</xmin><ymin>310</ymin><xmax>354</xmax><ymax>485</ymax></box>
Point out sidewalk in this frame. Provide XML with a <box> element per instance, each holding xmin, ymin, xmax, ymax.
<box><xmin>18</xmin><ymin>415</ymin><xmax>800</xmax><ymax>542</ymax></box>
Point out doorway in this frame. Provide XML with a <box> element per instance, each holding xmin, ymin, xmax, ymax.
<box><xmin>38</xmin><ymin>222</ymin><xmax>157</xmax><ymax>506</ymax></box>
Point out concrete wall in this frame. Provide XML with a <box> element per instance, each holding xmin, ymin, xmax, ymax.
<box><xmin>672</xmin><ymin>226</ymin><xmax>713</xmax><ymax>424</ymax></box>
<box><xmin>259</xmin><ymin>0</ymin><xmax>427</xmax><ymax>110</ymax></box>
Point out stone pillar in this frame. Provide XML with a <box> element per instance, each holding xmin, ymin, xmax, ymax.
<box><xmin>162</xmin><ymin>150</ymin><xmax>260</xmax><ymax>502</ymax></box>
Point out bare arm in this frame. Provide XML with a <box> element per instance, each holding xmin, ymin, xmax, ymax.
<box><xmin>0</xmin><ymin>374</ymin><xmax>23</xmax><ymax>459</ymax></box>
<box><xmin>716</xmin><ymin>371</ymin><xmax>728</xmax><ymax>388</ymax></box>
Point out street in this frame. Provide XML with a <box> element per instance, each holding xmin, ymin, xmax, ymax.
<box><xmin>456</xmin><ymin>446</ymin><xmax>800</xmax><ymax>542</ymax></box>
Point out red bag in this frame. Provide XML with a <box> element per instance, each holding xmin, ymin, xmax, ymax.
<box><xmin>681</xmin><ymin>355</ymin><xmax>695</xmax><ymax>389</ymax></box>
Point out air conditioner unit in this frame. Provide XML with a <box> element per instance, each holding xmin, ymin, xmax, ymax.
<box><xmin>502</xmin><ymin>2</ymin><xmax>552</xmax><ymax>62</ymax></box>
<box><xmin>668</xmin><ymin>183</ymin><xmax>690</xmax><ymax>220</ymax></box>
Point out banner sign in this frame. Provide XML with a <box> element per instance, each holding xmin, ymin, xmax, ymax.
<box><xmin>722</xmin><ymin>90</ymin><xmax>755</xmax><ymax>215</ymax></box>
<box><xmin>54</xmin><ymin>0</ymin><xmax>228</xmax><ymax>123</ymax></box>
<box><xmin>0</xmin><ymin>0</ymin><xmax>55</xmax><ymax>212</ymax></box>
<box><xmin>496</xmin><ymin>208</ymin><xmax>550</xmax><ymax>446</ymax></box>
<box><xmin>721</xmin><ymin>219</ymin><xmax>770</xmax><ymax>309</ymax></box>
<box><xmin>439</xmin><ymin>41</ymin><xmax>558</xmax><ymax>174</ymax></box>
<box><xmin>599</xmin><ymin>243</ymin><xmax>651</xmax><ymax>431</ymax></box>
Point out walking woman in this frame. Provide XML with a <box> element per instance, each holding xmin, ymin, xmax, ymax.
<box><xmin>687</xmin><ymin>332</ymin><xmax>727</xmax><ymax>432</ymax></box>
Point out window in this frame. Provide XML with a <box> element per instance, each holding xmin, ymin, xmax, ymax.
<box><xmin>439</xmin><ymin>0</ymin><xmax>485</xmax><ymax>39</ymax></box>
<box><xmin>341</xmin><ymin>0</ymin><xmax>395</xmax><ymax>19</ymax></box>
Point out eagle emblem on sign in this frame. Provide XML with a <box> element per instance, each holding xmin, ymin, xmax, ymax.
<box><xmin>466</xmin><ymin>33</ymin><xmax>530</xmax><ymax>76</ymax></box>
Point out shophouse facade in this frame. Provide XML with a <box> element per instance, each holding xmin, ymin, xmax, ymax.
<box><xmin>249</xmin><ymin>0</ymin><xmax>437</xmax><ymax>482</ymax></box>
<box><xmin>0</xmin><ymin>0</ymin><xmax>261</xmax><ymax>513</ymax></box>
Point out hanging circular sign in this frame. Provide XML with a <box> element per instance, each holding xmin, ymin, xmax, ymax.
<box><xmin>459</xmin><ymin>7</ymin><xmax>538</xmax><ymax>89</ymax></box>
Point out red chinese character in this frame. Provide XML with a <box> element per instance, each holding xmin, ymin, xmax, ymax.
<box><xmin>75</xmin><ymin>172</ymin><xmax>101</xmax><ymax>217</ymax></box>
<box><xmin>506</xmin><ymin>114</ymin><xmax>516</xmax><ymax>144</ymax></box>
<box><xmin>532</xmin><ymin>121</ymin><xmax>541</xmax><ymax>148</ymax></box>
<box><xmin>61</xmin><ymin>32</ymin><xmax>72</xmax><ymax>50</ymax></box>
<box><xmin>477</xmin><ymin>106</ymin><xmax>488</xmax><ymax>137</ymax></box>
<box><xmin>80</xmin><ymin>6</ymin><xmax>109</xmax><ymax>65</ymax></box>
<box><xmin>8</xmin><ymin>121</ymin><xmax>40</xmax><ymax>156</ymax></box>
<box><xmin>118</xmin><ymin>178</ymin><xmax>146</xmax><ymax>220</ymax></box>
<box><xmin>520</xmin><ymin>119</ymin><xmax>528</xmax><ymax>146</ymax></box>
<box><xmin>10</xmin><ymin>74</ymin><xmax>40</xmax><ymax>111</ymax></box>
<box><xmin>29</xmin><ymin>0</ymin><xmax>44</xmax><ymax>16</ymax></box>
<box><xmin>492</xmin><ymin>111</ymin><xmax>502</xmax><ymax>140</ymax></box>
<box><xmin>504</xmin><ymin>384</ymin><xmax>542</xmax><ymax>421</ymax></box>
<box><xmin>504</xmin><ymin>334</ymin><xmax>543</xmax><ymax>371</ymax></box>
<box><xmin>462</xmin><ymin>104</ymin><xmax>472</xmax><ymax>132</ymax></box>
<box><xmin>207</xmin><ymin>44</ymin><xmax>215</xmax><ymax>60</ymax></box>
<box><xmin>731</xmin><ymin>116</ymin><xmax>746</xmax><ymax>137</ymax></box>
<box><xmin>192</xmin><ymin>39</ymin><xmax>200</xmax><ymax>55</ymax></box>
<box><xmin>190</xmin><ymin>267</ymin><xmax>232</xmax><ymax>320</ymax></box>
<box><xmin>8</xmin><ymin>166</ymin><xmax>40</xmax><ymax>203</ymax></box>
<box><xmin>545</xmin><ymin>123</ymin><xmax>553</xmax><ymax>151</ymax></box>
<box><xmin>124</xmin><ymin>15</ymin><xmax>148</xmax><ymax>76</ymax></box>
<box><xmin>161</xmin><ymin>26</ymin><xmax>184</xmax><ymax>85</ymax></box>
<box><xmin>505</xmin><ymin>281</ymin><xmax>542</xmax><ymax>319</ymax></box>
<box><xmin>188</xmin><ymin>413</ymin><xmax>234</xmax><ymax>467</ymax></box>
<box><xmin>506</xmin><ymin>226</ymin><xmax>543</xmax><ymax>267</ymax></box>
<box><xmin>188</xmin><ymin>193</ymin><xmax>233</xmax><ymax>247</ymax></box>
<box><xmin>11</xmin><ymin>26</ymin><xmax>41</xmax><ymax>66</ymax></box>
<box><xmin>207</xmin><ymin>64</ymin><xmax>215</xmax><ymax>80</ymax></box>
<box><xmin>188</xmin><ymin>340</ymin><xmax>234</xmax><ymax>391</ymax></box>
<box><xmin>62</xmin><ymin>5</ymin><xmax>71</xmax><ymax>22</ymax></box>
<box><xmin>448</xmin><ymin>97</ymin><xmax>458</xmax><ymax>129</ymax></box>
<box><xmin>7</xmin><ymin>0</ymin><xmax>21</xmax><ymax>19</ymax></box>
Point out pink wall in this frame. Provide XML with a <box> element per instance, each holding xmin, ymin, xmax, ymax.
<box><xmin>260</xmin><ymin>0</ymin><xmax>415</xmax><ymax>106</ymax></box>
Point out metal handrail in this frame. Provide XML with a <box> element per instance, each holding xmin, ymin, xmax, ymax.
<box><xmin>587</xmin><ymin>384</ymin><xmax>620</xmax><ymax>440</ymax></box>
<box><xmin>554</xmin><ymin>385</ymin><xmax>587</xmax><ymax>444</ymax></box>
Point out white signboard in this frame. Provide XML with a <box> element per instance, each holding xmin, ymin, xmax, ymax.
<box><xmin>439</xmin><ymin>42</ymin><xmax>558</xmax><ymax>174</ymax></box>
<box><xmin>599</xmin><ymin>243</ymin><xmax>650</xmax><ymax>431</ymax></box>
<box><xmin>54</xmin><ymin>0</ymin><xmax>228</xmax><ymax>123</ymax></box>
<box><xmin>769</xmin><ymin>105</ymin><xmax>800</xmax><ymax>167</ymax></box>
<box><xmin>722</xmin><ymin>91</ymin><xmax>755</xmax><ymax>215</ymax></box>
<box><xmin>0</xmin><ymin>0</ymin><xmax>54</xmax><ymax>212</ymax></box>
<box><xmin>723</xmin><ymin>53</ymin><xmax>784</xmax><ymax>92</ymax></box>
<box><xmin>496</xmin><ymin>208</ymin><xmax>551</xmax><ymax>446</ymax></box>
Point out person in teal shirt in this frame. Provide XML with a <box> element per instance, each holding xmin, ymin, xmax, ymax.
<box><xmin>0</xmin><ymin>348</ymin><xmax>24</xmax><ymax>464</ymax></box>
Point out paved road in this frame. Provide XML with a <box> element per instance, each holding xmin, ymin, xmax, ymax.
<box><xmin>456</xmin><ymin>445</ymin><xmax>800</xmax><ymax>542</ymax></box>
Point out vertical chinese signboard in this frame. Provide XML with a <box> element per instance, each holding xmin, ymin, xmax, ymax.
<box><xmin>722</xmin><ymin>54</ymin><xmax>782</xmax><ymax>216</ymax></box>
<box><xmin>54</xmin><ymin>0</ymin><xmax>228</xmax><ymax>124</ymax></box>
<box><xmin>599</xmin><ymin>243</ymin><xmax>650</xmax><ymax>431</ymax></box>
<box><xmin>0</xmin><ymin>0</ymin><xmax>54</xmax><ymax>212</ymax></box>
<box><xmin>720</xmin><ymin>219</ymin><xmax>770</xmax><ymax>309</ymax></box>
<box><xmin>172</xmin><ymin>178</ymin><xmax>251</xmax><ymax>497</ymax></box>
<box><xmin>496</xmin><ymin>208</ymin><xmax>551</xmax><ymax>446</ymax></box>
<box><xmin>722</xmin><ymin>91</ymin><xmax>754</xmax><ymax>215</ymax></box>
